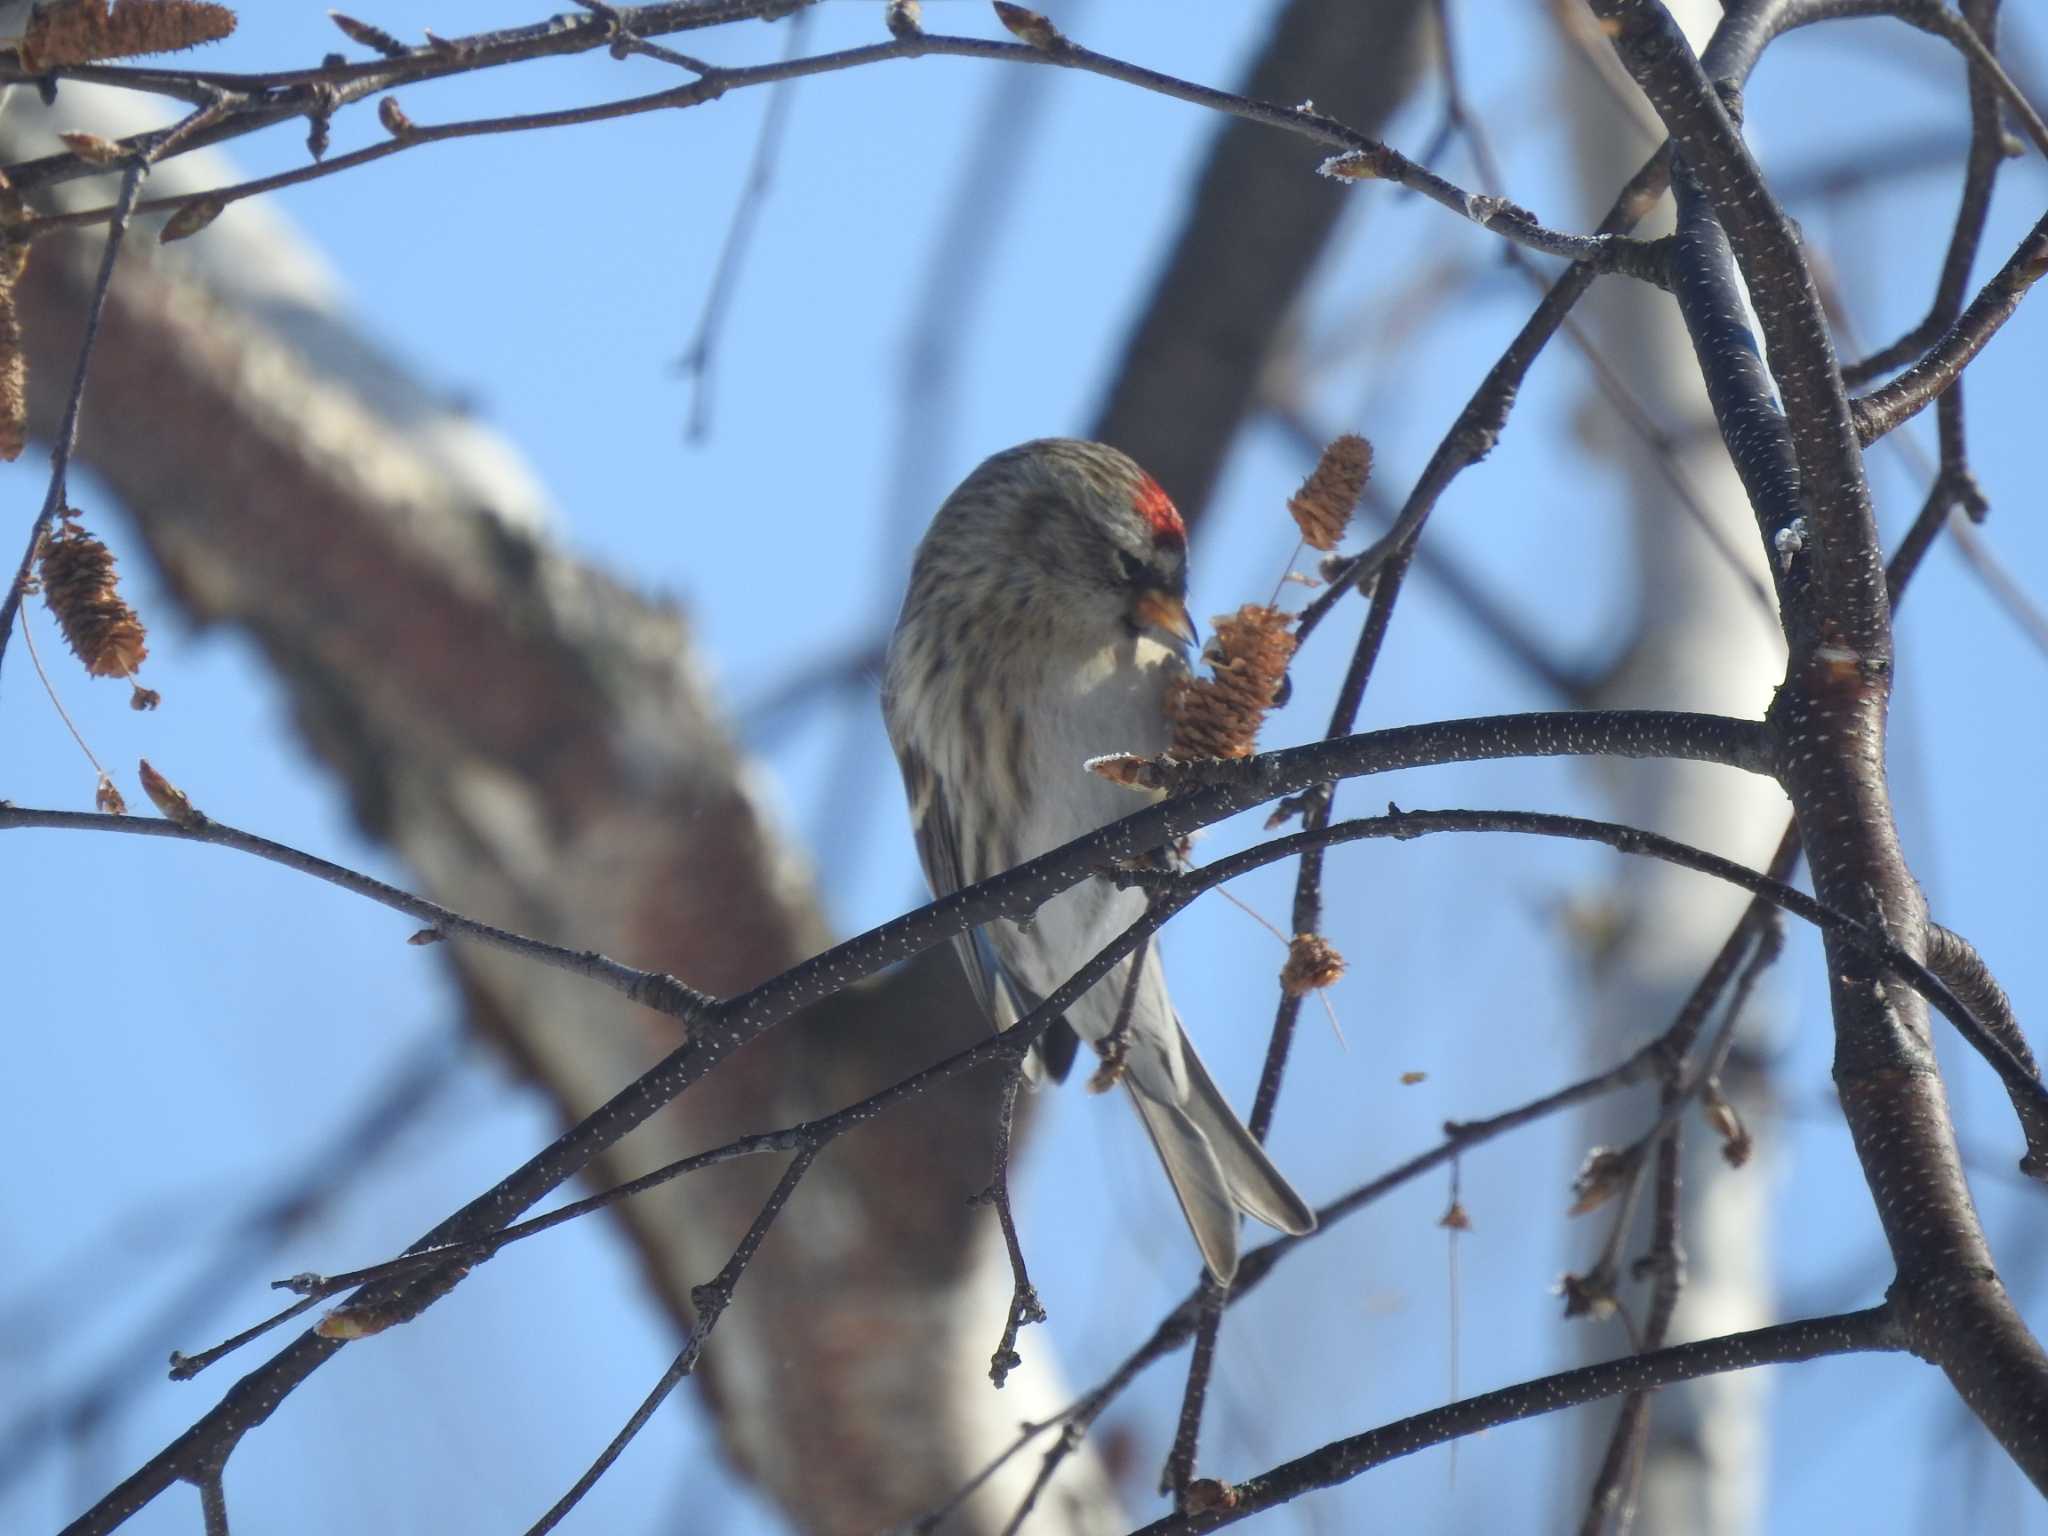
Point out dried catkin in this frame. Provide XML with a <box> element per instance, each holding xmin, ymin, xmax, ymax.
<box><xmin>38</xmin><ymin>522</ymin><xmax>148</xmax><ymax>678</ymax></box>
<box><xmin>1280</xmin><ymin>933</ymin><xmax>1346</xmax><ymax>995</ymax></box>
<box><xmin>1287</xmin><ymin>433</ymin><xmax>1373</xmax><ymax>551</ymax></box>
<box><xmin>1166</xmin><ymin>604</ymin><xmax>1296</xmax><ymax>760</ymax></box>
<box><xmin>20</xmin><ymin>1</ymin><xmax>237</xmax><ymax>71</ymax></box>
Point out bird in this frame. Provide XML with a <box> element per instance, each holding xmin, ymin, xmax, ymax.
<box><xmin>881</xmin><ymin>437</ymin><xmax>1316</xmax><ymax>1282</ymax></box>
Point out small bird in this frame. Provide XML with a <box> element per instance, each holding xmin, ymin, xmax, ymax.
<box><xmin>882</xmin><ymin>438</ymin><xmax>1316</xmax><ymax>1281</ymax></box>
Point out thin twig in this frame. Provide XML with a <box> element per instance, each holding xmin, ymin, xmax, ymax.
<box><xmin>1</xmin><ymin>707</ymin><xmax>1775</xmax><ymax>1031</ymax></box>
<box><xmin>1580</xmin><ymin>903</ymin><xmax>1785</xmax><ymax>1534</ymax></box>
<box><xmin>0</xmin><ymin>806</ymin><xmax>715</xmax><ymax>1022</ymax></box>
<box><xmin>939</xmin><ymin>989</ymin><xmax>1785</xmax><ymax>1532</ymax></box>
<box><xmin>980</xmin><ymin>1061</ymin><xmax>1048</xmax><ymax>1389</ymax></box>
<box><xmin>13</xmin><ymin>28</ymin><xmax>1663</xmax><ymax>287</ymax></box>
<box><xmin>1323</xmin><ymin>806</ymin><xmax>2035</xmax><ymax>1117</ymax></box>
<box><xmin>1126</xmin><ymin>1308</ymin><xmax>1901</xmax><ymax>1533</ymax></box>
<box><xmin>1089</xmin><ymin>930</ymin><xmax>1151</xmax><ymax>1094</ymax></box>
<box><xmin>1431</xmin><ymin>0</ymin><xmax>1776</xmax><ymax>632</ymax></box>
<box><xmin>676</xmin><ymin>8</ymin><xmax>809</xmax><ymax>439</ymax></box>
<box><xmin>0</xmin><ymin>160</ymin><xmax>146</xmax><ymax>683</ymax></box>
<box><xmin>196</xmin><ymin>1471</ymin><xmax>228</xmax><ymax>1536</ymax></box>
<box><xmin>1843</xmin><ymin>0</ymin><xmax>2018</xmax><ymax>388</ymax></box>
<box><xmin>165</xmin><ymin>791</ymin><xmax>1986</xmax><ymax>1392</ymax></box>
<box><xmin>1266</xmin><ymin>408</ymin><xmax>1585</xmax><ymax>701</ymax></box>
<box><xmin>1595</xmin><ymin>0</ymin><xmax>2048</xmax><ymax>1490</ymax></box>
<box><xmin>1158</xmin><ymin>1273</ymin><xmax>1228</xmax><ymax>1502</ymax></box>
<box><xmin>0</xmin><ymin>1030</ymin><xmax>461</xmax><ymax>1481</ymax></box>
<box><xmin>522</xmin><ymin>1144</ymin><xmax>818</xmax><ymax>1536</ymax></box>
<box><xmin>16</xmin><ymin>606</ymin><xmax>110</xmax><ymax>778</ymax></box>
<box><xmin>1927</xmin><ymin>922</ymin><xmax>2048</xmax><ymax>1177</ymax></box>
<box><xmin>1162</xmin><ymin>523</ymin><xmax>1410</xmax><ymax>1504</ymax></box>
<box><xmin>1294</xmin><ymin>147</ymin><xmax>1675</xmax><ymax>648</ymax></box>
<box><xmin>166</xmin><ymin>1295</ymin><xmax>324</xmax><ymax>1383</ymax></box>
<box><xmin>895</xmin><ymin>1412</ymin><xmax>1057</xmax><ymax>1536</ymax></box>
<box><xmin>1898</xmin><ymin>0</ymin><xmax>2048</xmax><ymax>159</ymax></box>
<box><xmin>1852</xmin><ymin>206</ymin><xmax>2048</xmax><ymax>445</ymax></box>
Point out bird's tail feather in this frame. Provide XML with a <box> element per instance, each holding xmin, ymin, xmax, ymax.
<box><xmin>1127</xmin><ymin>1026</ymin><xmax>1317</xmax><ymax>1282</ymax></box>
<box><xmin>1129</xmin><ymin>1089</ymin><xmax>1243</xmax><ymax>1282</ymax></box>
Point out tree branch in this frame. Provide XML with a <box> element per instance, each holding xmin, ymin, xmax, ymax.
<box><xmin>0</xmin><ymin>159</ymin><xmax>143</xmax><ymax>681</ymax></box>
<box><xmin>1851</xmin><ymin>205</ymin><xmax>2048</xmax><ymax>446</ymax></box>
<box><xmin>12</xmin><ymin>18</ymin><xmax>1664</xmax><ymax>286</ymax></box>
<box><xmin>1589</xmin><ymin>0</ymin><xmax>2048</xmax><ymax>1493</ymax></box>
<box><xmin>1128</xmin><ymin>1308</ymin><xmax>1900</xmax><ymax>1532</ymax></box>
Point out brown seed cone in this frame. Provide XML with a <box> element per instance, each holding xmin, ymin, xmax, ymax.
<box><xmin>20</xmin><ymin>1</ymin><xmax>237</xmax><ymax>71</ymax></box>
<box><xmin>1279</xmin><ymin>932</ymin><xmax>1346</xmax><ymax>996</ymax></box>
<box><xmin>1287</xmin><ymin>433</ymin><xmax>1373</xmax><ymax>551</ymax></box>
<box><xmin>1166</xmin><ymin>604</ymin><xmax>1296</xmax><ymax>761</ymax></box>
<box><xmin>38</xmin><ymin>522</ymin><xmax>148</xmax><ymax>677</ymax></box>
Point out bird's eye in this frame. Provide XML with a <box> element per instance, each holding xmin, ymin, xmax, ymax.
<box><xmin>1115</xmin><ymin>550</ymin><xmax>1147</xmax><ymax>586</ymax></box>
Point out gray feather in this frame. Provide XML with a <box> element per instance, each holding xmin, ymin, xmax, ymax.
<box><xmin>1166</xmin><ymin>1023</ymin><xmax>1318</xmax><ymax>1239</ymax></box>
<box><xmin>1128</xmin><ymin>1089</ymin><xmax>1243</xmax><ymax>1283</ymax></box>
<box><xmin>1125</xmin><ymin>1023</ymin><xmax>1316</xmax><ymax>1282</ymax></box>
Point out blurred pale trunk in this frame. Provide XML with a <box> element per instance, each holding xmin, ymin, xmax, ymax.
<box><xmin>1557</xmin><ymin>3</ymin><xmax>1789</xmax><ymax>1532</ymax></box>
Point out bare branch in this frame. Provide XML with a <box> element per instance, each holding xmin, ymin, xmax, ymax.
<box><xmin>0</xmin><ymin>159</ymin><xmax>143</xmax><ymax>679</ymax></box>
<box><xmin>12</xmin><ymin>20</ymin><xmax>1664</xmax><ymax>288</ymax></box>
<box><xmin>1590</xmin><ymin>0</ymin><xmax>2048</xmax><ymax>1491</ymax></box>
<box><xmin>522</xmin><ymin>1145</ymin><xmax>819</xmax><ymax>1536</ymax></box>
<box><xmin>0</xmin><ymin>806</ymin><xmax>715</xmax><ymax>1019</ymax></box>
<box><xmin>1127</xmin><ymin>1308</ymin><xmax>1900</xmax><ymax>1533</ymax></box>
<box><xmin>1851</xmin><ymin>206</ymin><xmax>2048</xmax><ymax>445</ymax></box>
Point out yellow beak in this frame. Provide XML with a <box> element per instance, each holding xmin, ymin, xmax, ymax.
<box><xmin>1131</xmin><ymin>588</ymin><xmax>1198</xmax><ymax>650</ymax></box>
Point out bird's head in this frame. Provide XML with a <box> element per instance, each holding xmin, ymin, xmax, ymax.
<box><xmin>922</xmin><ymin>437</ymin><xmax>1196</xmax><ymax>653</ymax></box>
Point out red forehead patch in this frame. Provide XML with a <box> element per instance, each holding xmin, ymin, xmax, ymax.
<box><xmin>1133</xmin><ymin>474</ymin><xmax>1185</xmax><ymax>545</ymax></box>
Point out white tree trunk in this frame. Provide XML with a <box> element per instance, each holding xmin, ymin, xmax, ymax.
<box><xmin>1560</xmin><ymin>3</ymin><xmax>1789</xmax><ymax>1530</ymax></box>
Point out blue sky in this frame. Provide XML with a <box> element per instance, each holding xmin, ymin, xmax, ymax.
<box><xmin>4</xmin><ymin>4</ymin><xmax>2047</xmax><ymax>1533</ymax></box>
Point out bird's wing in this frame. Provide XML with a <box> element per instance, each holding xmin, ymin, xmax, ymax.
<box><xmin>897</xmin><ymin>741</ymin><xmax>993</xmax><ymax>1008</ymax></box>
<box><xmin>895</xmin><ymin>739</ymin><xmax>1079</xmax><ymax>1080</ymax></box>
